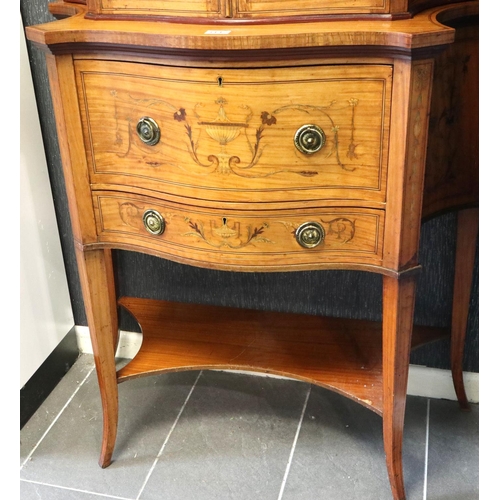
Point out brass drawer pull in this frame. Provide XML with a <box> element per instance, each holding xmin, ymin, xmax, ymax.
<box><xmin>295</xmin><ymin>221</ymin><xmax>325</xmax><ymax>248</ymax></box>
<box><xmin>136</xmin><ymin>117</ymin><xmax>161</xmax><ymax>146</ymax></box>
<box><xmin>143</xmin><ymin>209</ymin><xmax>165</xmax><ymax>235</ymax></box>
<box><xmin>294</xmin><ymin>124</ymin><xmax>326</xmax><ymax>155</ymax></box>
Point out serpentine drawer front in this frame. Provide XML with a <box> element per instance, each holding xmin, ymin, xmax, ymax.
<box><xmin>93</xmin><ymin>192</ymin><xmax>384</xmax><ymax>269</ymax></box>
<box><xmin>76</xmin><ymin>60</ymin><xmax>392</xmax><ymax>205</ymax></box>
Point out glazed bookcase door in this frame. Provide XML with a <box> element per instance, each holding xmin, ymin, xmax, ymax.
<box><xmin>86</xmin><ymin>0</ymin><xmax>414</xmax><ymax>18</ymax></box>
<box><xmin>233</xmin><ymin>0</ymin><xmax>389</xmax><ymax>18</ymax></box>
<box><xmin>87</xmin><ymin>0</ymin><xmax>226</xmax><ymax>18</ymax></box>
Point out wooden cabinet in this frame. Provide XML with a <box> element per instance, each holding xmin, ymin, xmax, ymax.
<box><xmin>25</xmin><ymin>2</ymin><xmax>478</xmax><ymax>499</ymax></box>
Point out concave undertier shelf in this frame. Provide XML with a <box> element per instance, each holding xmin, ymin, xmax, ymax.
<box><xmin>117</xmin><ymin>297</ymin><xmax>448</xmax><ymax>415</ymax></box>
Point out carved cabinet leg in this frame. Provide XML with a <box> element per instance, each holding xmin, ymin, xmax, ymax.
<box><xmin>450</xmin><ymin>207</ymin><xmax>478</xmax><ymax>410</ymax></box>
<box><xmin>76</xmin><ymin>248</ymin><xmax>119</xmax><ymax>468</ymax></box>
<box><xmin>382</xmin><ymin>274</ymin><xmax>417</xmax><ymax>500</ymax></box>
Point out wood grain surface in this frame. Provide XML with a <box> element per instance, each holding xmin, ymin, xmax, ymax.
<box><xmin>116</xmin><ymin>296</ymin><xmax>448</xmax><ymax>415</ymax></box>
<box><xmin>26</xmin><ymin>2</ymin><xmax>470</xmax><ymax>53</ymax></box>
<box><xmin>76</xmin><ymin>60</ymin><xmax>392</xmax><ymax>205</ymax></box>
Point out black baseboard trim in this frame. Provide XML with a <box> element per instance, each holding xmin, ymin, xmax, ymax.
<box><xmin>20</xmin><ymin>327</ymin><xmax>80</xmax><ymax>429</ymax></box>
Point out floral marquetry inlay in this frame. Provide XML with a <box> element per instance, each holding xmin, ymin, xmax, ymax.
<box><xmin>182</xmin><ymin>217</ymin><xmax>274</xmax><ymax>249</ymax></box>
<box><xmin>279</xmin><ymin>217</ymin><xmax>356</xmax><ymax>244</ymax></box>
<box><xmin>118</xmin><ymin>202</ymin><xmax>174</xmax><ymax>230</ymax></box>
<box><xmin>109</xmin><ymin>92</ymin><xmax>362</xmax><ymax>177</ymax></box>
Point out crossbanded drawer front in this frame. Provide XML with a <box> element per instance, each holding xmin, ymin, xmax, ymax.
<box><xmin>93</xmin><ymin>192</ymin><xmax>384</xmax><ymax>269</ymax></box>
<box><xmin>77</xmin><ymin>60</ymin><xmax>392</xmax><ymax>204</ymax></box>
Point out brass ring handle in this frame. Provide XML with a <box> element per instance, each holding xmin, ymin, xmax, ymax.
<box><xmin>295</xmin><ymin>222</ymin><xmax>325</xmax><ymax>249</ymax></box>
<box><xmin>136</xmin><ymin>117</ymin><xmax>161</xmax><ymax>146</ymax></box>
<box><xmin>143</xmin><ymin>209</ymin><xmax>165</xmax><ymax>235</ymax></box>
<box><xmin>294</xmin><ymin>124</ymin><xmax>326</xmax><ymax>155</ymax></box>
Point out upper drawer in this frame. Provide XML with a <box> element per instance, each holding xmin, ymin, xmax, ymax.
<box><xmin>76</xmin><ymin>60</ymin><xmax>392</xmax><ymax>205</ymax></box>
<box><xmin>87</xmin><ymin>1</ymin><xmax>394</xmax><ymax>19</ymax></box>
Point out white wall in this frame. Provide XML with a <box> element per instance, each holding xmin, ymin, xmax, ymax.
<box><xmin>20</xmin><ymin>16</ymin><xmax>74</xmax><ymax>388</ymax></box>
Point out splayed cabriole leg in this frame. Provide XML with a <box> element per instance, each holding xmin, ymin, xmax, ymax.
<box><xmin>450</xmin><ymin>207</ymin><xmax>478</xmax><ymax>411</ymax></box>
<box><xmin>76</xmin><ymin>248</ymin><xmax>119</xmax><ymax>468</ymax></box>
<box><xmin>382</xmin><ymin>274</ymin><xmax>417</xmax><ymax>500</ymax></box>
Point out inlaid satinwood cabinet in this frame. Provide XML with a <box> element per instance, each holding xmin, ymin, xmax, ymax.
<box><xmin>26</xmin><ymin>1</ymin><xmax>478</xmax><ymax>498</ymax></box>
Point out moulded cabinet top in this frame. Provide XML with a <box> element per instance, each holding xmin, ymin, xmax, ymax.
<box><xmin>26</xmin><ymin>1</ymin><xmax>479</xmax><ymax>56</ymax></box>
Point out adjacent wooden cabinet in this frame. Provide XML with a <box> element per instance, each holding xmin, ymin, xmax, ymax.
<box><xmin>25</xmin><ymin>2</ymin><xmax>478</xmax><ymax>499</ymax></box>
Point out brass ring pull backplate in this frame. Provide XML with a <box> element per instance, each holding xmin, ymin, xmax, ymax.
<box><xmin>294</xmin><ymin>124</ymin><xmax>326</xmax><ymax>154</ymax></box>
<box><xmin>136</xmin><ymin>117</ymin><xmax>161</xmax><ymax>146</ymax></box>
<box><xmin>295</xmin><ymin>221</ymin><xmax>325</xmax><ymax>248</ymax></box>
<box><xmin>143</xmin><ymin>209</ymin><xmax>165</xmax><ymax>235</ymax></box>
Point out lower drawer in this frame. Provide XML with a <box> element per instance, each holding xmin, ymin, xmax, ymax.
<box><xmin>93</xmin><ymin>192</ymin><xmax>384</xmax><ymax>270</ymax></box>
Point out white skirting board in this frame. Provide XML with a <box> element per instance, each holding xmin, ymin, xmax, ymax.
<box><xmin>75</xmin><ymin>326</ymin><xmax>479</xmax><ymax>404</ymax></box>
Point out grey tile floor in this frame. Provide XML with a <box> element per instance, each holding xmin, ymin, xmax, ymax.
<box><xmin>20</xmin><ymin>354</ymin><xmax>479</xmax><ymax>500</ymax></box>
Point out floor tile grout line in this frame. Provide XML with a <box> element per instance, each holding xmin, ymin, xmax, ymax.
<box><xmin>135</xmin><ymin>370</ymin><xmax>203</xmax><ymax>500</ymax></box>
<box><xmin>277</xmin><ymin>384</ymin><xmax>312</xmax><ymax>500</ymax></box>
<box><xmin>423</xmin><ymin>398</ymin><xmax>431</xmax><ymax>500</ymax></box>
<box><xmin>20</xmin><ymin>365</ymin><xmax>95</xmax><ymax>471</ymax></box>
<box><xmin>20</xmin><ymin>479</ymin><xmax>134</xmax><ymax>500</ymax></box>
